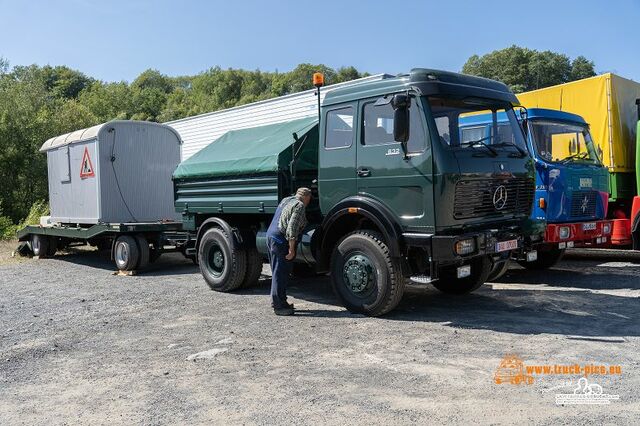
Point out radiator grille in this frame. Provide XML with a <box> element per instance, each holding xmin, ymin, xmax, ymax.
<box><xmin>454</xmin><ymin>178</ymin><xmax>534</xmax><ymax>220</ymax></box>
<box><xmin>570</xmin><ymin>191</ymin><xmax>597</xmax><ymax>217</ymax></box>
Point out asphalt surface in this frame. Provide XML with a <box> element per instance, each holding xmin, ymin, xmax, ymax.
<box><xmin>1</xmin><ymin>248</ymin><xmax>639</xmax><ymax>425</ymax></box>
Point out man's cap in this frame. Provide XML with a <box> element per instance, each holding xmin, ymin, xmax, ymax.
<box><xmin>296</xmin><ymin>187</ymin><xmax>312</xmax><ymax>197</ymax></box>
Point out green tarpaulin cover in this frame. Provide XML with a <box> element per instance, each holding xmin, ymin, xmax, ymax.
<box><xmin>173</xmin><ymin>116</ymin><xmax>319</xmax><ymax>179</ymax></box>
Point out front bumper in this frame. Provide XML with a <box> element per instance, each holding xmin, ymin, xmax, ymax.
<box><xmin>407</xmin><ymin>228</ymin><xmax>523</xmax><ymax>264</ymax></box>
<box><xmin>544</xmin><ymin>220</ymin><xmax>613</xmax><ymax>247</ymax></box>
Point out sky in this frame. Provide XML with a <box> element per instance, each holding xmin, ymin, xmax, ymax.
<box><xmin>0</xmin><ymin>0</ymin><xmax>638</xmax><ymax>82</ymax></box>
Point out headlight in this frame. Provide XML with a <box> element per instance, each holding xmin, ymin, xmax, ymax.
<box><xmin>454</xmin><ymin>238</ymin><xmax>476</xmax><ymax>255</ymax></box>
<box><xmin>558</xmin><ymin>226</ymin><xmax>570</xmax><ymax>239</ymax></box>
<box><xmin>602</xmin><ymin>223</ymin><xmax>611</xmax><ymax>235</ymax></box>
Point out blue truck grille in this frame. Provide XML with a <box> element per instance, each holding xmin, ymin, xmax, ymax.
<box><xmin>453</xmin><ymin>178</ymin><xmax>534</xmax><ymax>220</ymax></box>
<box><xmin>570</xmin><ymin>191</ymin><xmax>597</xmax><ymax>217</ymax></box>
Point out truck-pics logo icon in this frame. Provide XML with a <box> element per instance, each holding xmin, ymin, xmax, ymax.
<box><xmin>494</xmin><ymin>354</ymin><xmax>535</xmax><ymax>385</ymax></box>
<box><xmin>493</xmin><ymin>185</ymin><xmax>508</xmax><ymax>210</ymax></box>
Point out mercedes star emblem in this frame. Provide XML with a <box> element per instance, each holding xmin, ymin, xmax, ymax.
<box><xmin>581</xmin><ymin>195</ymin><xmax>589</xmax><ymax>213</ymax></box>
<box><xmin>493</xmin><ymin>185</ymin><xmax>508</xmax><ymax>210</ymax></box>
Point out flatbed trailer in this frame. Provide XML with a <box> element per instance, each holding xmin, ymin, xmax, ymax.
<box><xmin>17</xmin><ymin>221</ymin><xmax>194</xmax><ymax>272</ymax></box>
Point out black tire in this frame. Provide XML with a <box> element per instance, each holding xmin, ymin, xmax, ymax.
<box><xmin>134</xmin><ymin>235</ymin><xmax>150</xmax><ymax>270</ymax></box>
<box><xmin>114</xmin><ymin>235</ymin><xmax>140</xmax><ymax>271</ymax></box>
<box><xmin>517</xmin><ymin>247</ymin><xmax>565</xmax><ymax>270</ymax></box>
<box><xmin>198</xmin><ymin>227</ymin><xmax>247</xmax><ymax>292</ymax></box>
<box><xmin>330</xmin><ymin>230</ymin><xmax>405</xmax><ymax>316</ymax></box>
<box><xmin>46</xmin><ymin>237</ymin><xmax>57</xmax><ymax>257</ymax></box>
<box><xmin>31</xmin><ymin>234</ymin><xmax>49</xmax><ymax>258</ymax></box>
<box><xmin>433</xmin><ymin>256</ymin><xmax>491</xmax><ymax>295</ymax></box>
<box><xmin>241</xmin><ymin>248</ymin><xmax>264</xmax><ymax>288</ymax></box>
<box><xmin>487</xmin><ymin>259</ymin><xmax>510</xmax><ymax>282</ymax></box>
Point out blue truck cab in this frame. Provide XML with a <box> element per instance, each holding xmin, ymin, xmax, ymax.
<box><xmin>460</xmin><ymin>108</ymin><xmax>611</xmax><ymax>271</ymax></box>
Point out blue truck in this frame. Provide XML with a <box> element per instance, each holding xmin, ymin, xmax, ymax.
<box><xmin>461</xmin><ymin>108</ymin><xmax>612</xmax><ymax>276</ymax></box>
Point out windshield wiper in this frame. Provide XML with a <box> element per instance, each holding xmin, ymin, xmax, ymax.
<box><xmin>459</xmin><ymin>136</ymin><xmax>498</xmax><ymax>156</ymax></box>
<box><xmin>493</xmin><ymin>142</ymin><xmax>527</xmax><ymax>157</ymax></box>
<box><xmin>560</xmin><ymin>152</ymin><xmax>592</xmax><ymax>164</ymax></box>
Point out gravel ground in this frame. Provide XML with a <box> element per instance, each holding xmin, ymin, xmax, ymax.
<box><xmin>1</xmin><ymin>248</ymin><xmax>639</xmax><ymax>425</ymax></box>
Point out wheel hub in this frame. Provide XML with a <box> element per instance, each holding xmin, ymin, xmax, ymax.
<box><xmin>343</xmin><ymin>254</ymin><xmax>374</xmax><ymax>294</ymax></box>
<box><xmin>208</xmin><ymin>246</ymin><xmax>225</xmax><ymax>277</ymax></box>
<box><xmin>115</xmin><ymin>243</ymin><xmax>128</xmax><ymax>264</ymax></box>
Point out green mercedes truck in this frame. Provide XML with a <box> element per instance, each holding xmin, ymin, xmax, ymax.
<box><xmin>173</xmin><ymin>69</ymin><xmax>538</xmax><ymax>316</ymax></box>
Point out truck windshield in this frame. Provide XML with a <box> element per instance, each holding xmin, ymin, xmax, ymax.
<box><xmin>528</xmin><ymin>120</ymin><xmax>601</xmax><ymax>165</ymax></box>
<box><xmin>428</xmin><ymin>97</ymin><xmax>527</xmax><ymax>153</ymax></box>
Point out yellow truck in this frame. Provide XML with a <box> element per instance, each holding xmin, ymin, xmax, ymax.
<box><xmin>518</xmin><ymin>73</ymin><xmax>640</xmax><ymax>248</ymax></box>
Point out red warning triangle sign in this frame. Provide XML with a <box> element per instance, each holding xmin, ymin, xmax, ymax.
<box><xmin>80</xmin><ymin>146</ymin><xmax>95</xmax><ymax>179</ymax></box>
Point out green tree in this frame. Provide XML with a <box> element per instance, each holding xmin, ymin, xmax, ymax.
<box><xmin>462</xmin><ymin>45</ymin><xmax>596</xmax><ymax>92</ymax></box>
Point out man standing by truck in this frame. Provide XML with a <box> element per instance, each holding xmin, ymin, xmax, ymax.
<box><xmin>267</xmin><ymin>188</ymin><xmax>312</xmax><ymax>316</ymax></box>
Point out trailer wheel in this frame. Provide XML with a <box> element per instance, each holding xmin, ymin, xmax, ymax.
<box><xmin>114</xmin><ymin>235</ymin><xmax>140</xmax><ymax>271</ymax></box>
<box><xmin>517</xmin><ymin>246</ymin><xmax>564</xmax><ymax>270</ymax></box>
<box><xmin>330</xmin><ymin>230</ymin><xmax>405</xmax><ymax>316</ymax></box>
<box><xmin>241</xmin><ymin>248</ymin><xmax>264</xmax><ymax>288</ymax></box>
<box><xmin>31</xmin><ymin>234</ymin><xmax>49</xmax><ymax>258</ymax></box>
<box><xmin>433</xmin><ymin>256</ymin><xmax>491</xmax><ymax>295</ymax></box>
<box><xmin>46</xmin><ymin>237</ymin><xmax>58</xmax><ymax>257</ymax></box>
<box><xmin>487</xmin><ymin>259</ymin><xmax>510</xmax><ymax>282</ymax></box>
<box><xmin>198</xmin><ymin>227</ymin><xmax>247</xmax><ymax>292</ymax></box>
<box><xmin>134</xmin><ymin>235</ymin><xmax>150</xmax><ymax>270</ymax></box>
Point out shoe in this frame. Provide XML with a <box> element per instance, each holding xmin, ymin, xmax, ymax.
<box><xmin>274</xmin><ymin>306</ymin><xmax>294</xmax><ymax>316</ymax></box>
<box><xmin>271</xmin><ymin>302</ymin><xmax>294</xmax><ymax>310</ymax></box>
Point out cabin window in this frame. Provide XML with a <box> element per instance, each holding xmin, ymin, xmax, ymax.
<box><xmin>362</xmin><ymin>99</ymin><xmax>427</xmax><ymax>152</ymax></box>
<box><xmin>325</xmin><ymin>107</ymin><xmax>354</xmax><ymax>149</ymax></box>
<box><xmin>60</xmin><ymin>145</ymin><xmax>71</xmax><ymax>183</ymax></box>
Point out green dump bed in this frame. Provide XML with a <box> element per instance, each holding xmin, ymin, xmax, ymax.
<box><xmin>173</xmin><ymin>117</ymin><xmax>319</xmax><ymax>215</ymax></box>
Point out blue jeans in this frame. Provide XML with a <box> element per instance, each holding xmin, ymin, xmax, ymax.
<box><xmin>268</xmin><ymin>237</ymin><xmax>293</xmax><ymax>309</ymax></box>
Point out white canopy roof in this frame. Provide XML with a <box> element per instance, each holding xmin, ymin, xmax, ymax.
<box><xmin>39</xmin><ymin>122</ymin><xmax>106</xmax><ymax>152</ymax></box>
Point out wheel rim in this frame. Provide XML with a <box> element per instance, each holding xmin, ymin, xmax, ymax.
<box><xmin>207</xmin><ymin>244</ymin><xmax>225</xmax><ymax>277</ymax></box>
<box><xmin>115</xmin><ymin>242</ymin><xmax>128</xmax><ymax>266</ymax></box>
<box><xmin>342</xmin><ymin>253</ymin><xmax>374</xmax><ymax>295</ymax></box>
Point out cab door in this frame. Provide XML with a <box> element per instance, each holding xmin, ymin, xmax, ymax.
<box><xmin>355</xmin><ymin>95</ymin><xmax>434</xmax><ymax>232</ymax></box>
<box><xmin>318</xmin><ymin>103</ymin><xmax>358</xmax><ymax>214</ymax></box>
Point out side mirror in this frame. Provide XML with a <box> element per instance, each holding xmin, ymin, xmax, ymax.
<box><xmin>391</xmin><ymin>94</ymin><xmax>410</xmax><ymax>147</ymax></box>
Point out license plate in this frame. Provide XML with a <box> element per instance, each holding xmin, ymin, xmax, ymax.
<box><xmin>496</xmin><ymin>239</ymin><xmax>518</xmax><ymax>252</ymax></box>
<box><xmin>582</xmin><ymin>222</ymin><xmax>597</xmax><ymax>231</ymax></box>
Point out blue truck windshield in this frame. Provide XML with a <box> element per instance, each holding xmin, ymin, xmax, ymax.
<box><xmin>428</xmin><ymin>97</ymin><xmax>527</xmax><ymax>152</ymax></box>
<box><xmin>528</xmin><ymin>120</ymin><xmax>602</xmax><ymax>165</ymax></box>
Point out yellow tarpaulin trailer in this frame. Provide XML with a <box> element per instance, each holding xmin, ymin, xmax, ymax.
<box><xmin>517</xmin><ymin>73</ymin><xmax>640</xmax><ymax>201</ymax></box>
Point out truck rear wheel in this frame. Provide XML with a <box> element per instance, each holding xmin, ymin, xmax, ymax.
<box><xmin>433</xmin><ymin>256</ymin><xmax>491</xmax><ymax>295</ymax></box>
<box><xmin>517</xmin><ymin>246</ymin><xmax>564</xmax><ymax>270</ymax></box>
<box><xmin>114</xmin><ymin>235</ymin><xmax>140</xmax><ymax>271</ymax></box>
<box><xmin>198</xmin><ymin>227</ymin><xmax>247</xmax><ymax>292</ymax></box>
<box><xmin>330</xmin><ymin>230</ymin><xmax>405</xmax><ymax>316</ymax></box>
<box><xmin>241</xmin><ymin>248</ymin><xmax>263</xmax><ymax>288</ymax></box>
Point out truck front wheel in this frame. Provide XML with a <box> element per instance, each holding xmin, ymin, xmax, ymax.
<box><xmin>433</xmin><ymin>256</ymin><xmax>491</xmax><ymax>295</ymax></box>
<box><xmin>517</xmin><ymin>246</ymin><xmax>564</xmax><ymax>270</ymax></box>
<box><xmin>198</xmin><ymin>227</ymin><xmax>247</xmax><ymax>292</ymax></box>
<box><xmin>330</xmin><ymin>230</ymin><xmax>405</xmax><ymax>316</ymax></box>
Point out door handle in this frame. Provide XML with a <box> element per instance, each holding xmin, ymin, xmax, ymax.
<box><xmin>357</xmin><ymin>168</ymin><xmax>371</xmax><ymax>177</ymax></box>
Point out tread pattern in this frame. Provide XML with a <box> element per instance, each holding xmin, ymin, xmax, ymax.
<box><xmin>241</xmin><ymin>248</ymin><xmax>264</xmax><ymax>288</ymax></box>
<box><xmin>134</xmin><ymin>235</ymin><xmax>150</xmax><ymax>271</ymax></box>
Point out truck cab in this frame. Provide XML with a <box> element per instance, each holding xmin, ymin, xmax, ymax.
<box><xmin>174</xmin><ymin>68</ymin><xmax>538</xmax><ymax>316</ymax></box>
<box><xmin>462</xmin><ymin>108</ymin><xmax>611</xmax><ymax>270</ymax></box>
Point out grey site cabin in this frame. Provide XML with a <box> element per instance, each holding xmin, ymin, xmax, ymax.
<box><xmin>40</xmin><ymin>120</ymin><xmax>182</xmax><ymax>224</ymax></box>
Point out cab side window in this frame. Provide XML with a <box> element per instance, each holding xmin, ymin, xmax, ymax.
<box><xmin>363</xmin><ymin>98</ymin><xmax>427</xmax><ymax>153</ymax></box>
<box><xmin>325</xmin><ymin>107</ymin><xmax>354</xmax><ymax>149</ymax></box>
